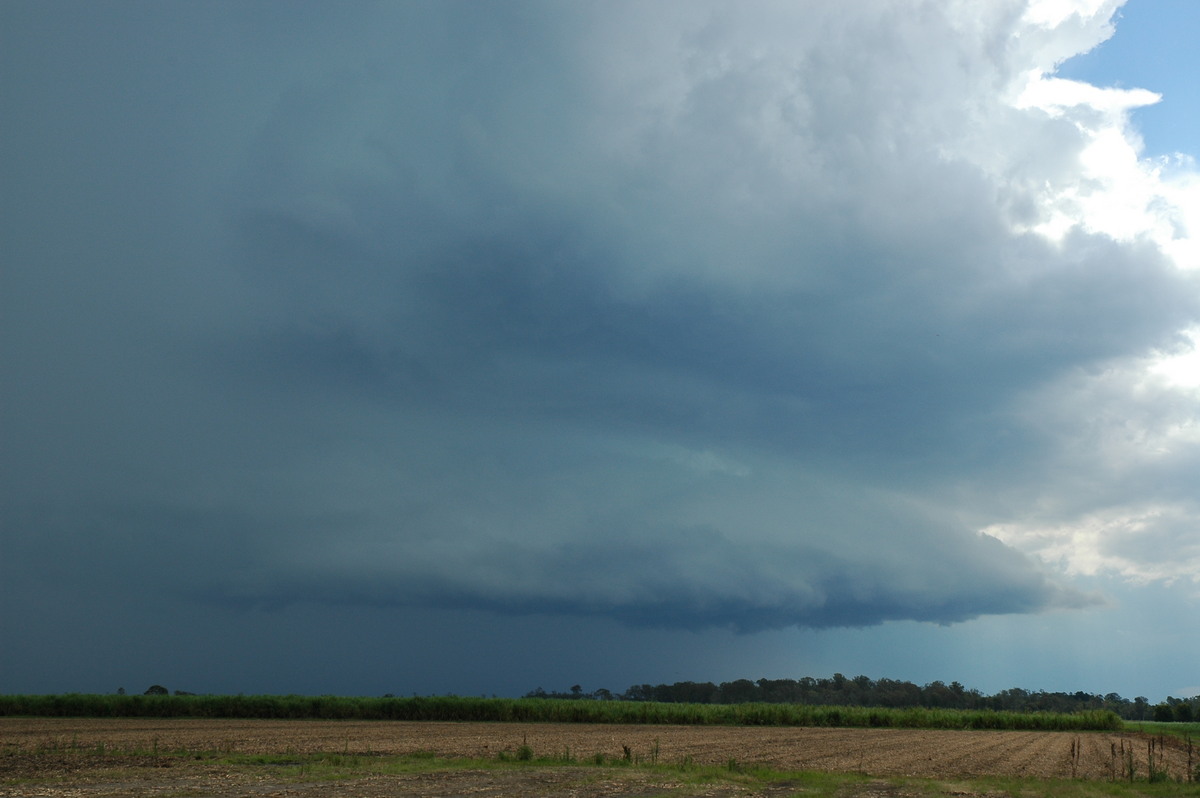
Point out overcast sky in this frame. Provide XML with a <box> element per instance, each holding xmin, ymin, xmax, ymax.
<box><xmin>2</xmin><ymin>0</ymin><xmax>1197</xmax><ymax>702</ymax></box>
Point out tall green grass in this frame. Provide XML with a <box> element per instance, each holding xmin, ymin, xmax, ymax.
<box><xmin>0</xmin><ymin>694</ymin><xmax>1122</xmax><ymax>731</ymax></box>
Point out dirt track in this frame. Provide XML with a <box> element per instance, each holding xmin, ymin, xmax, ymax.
<box><xmin>2</xmin><ymin>718</ymin><xmax>1195</xmax><ymax>795</ymax></box>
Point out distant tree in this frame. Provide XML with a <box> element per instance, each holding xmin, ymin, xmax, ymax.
<box><xmin>144</xmin><ymin>685</ymin><xmax>168</xmax><ymax>695</ymax></box>
<box><xmin>993</xmin><ymin>687</ymin><xmax>1028</xmax><ymax>711</ymax></box>
<box><xmin>116</xmin><ymin>687</ymin><xmax>126</xmax><ymax>696</ymax></box>
<box><xmin>717</xmin><ymin>679</ymin><xmax>759</xmax><ymax>703</ymax></box>
<box><xmin>621</xmin><ymin>684</ymin><xmax>655</xmax><ymax>702</ymax></box>
<box><xmin>875</xmin><ymin>677</ymin><xmax>920</xmax><ymax>708</ymax></box>
<box><xmin>923</xmin><ymin>681</ymin><xmax>955</xmax><ymax>708</ymax></box>
<box><xmin>664</xmin><ymin>681</ymin><xmax>716</xmax><ymax>704</ymax></box>
<box><xmin>1153</xmin><ymin>703</ymin><xmax>1174</xmax><ymax>722</ymax></box>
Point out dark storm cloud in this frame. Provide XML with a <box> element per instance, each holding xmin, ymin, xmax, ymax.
<box><xmin>2</xmin><ymin>0</ymin><xmax>1195</xmax><ymax>654</ymax></box>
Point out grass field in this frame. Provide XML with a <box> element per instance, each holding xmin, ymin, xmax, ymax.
<box><xmin>1124</xmin><ymin>720</ymin><xmax>1200</xmax><ymax>741</ymax></box>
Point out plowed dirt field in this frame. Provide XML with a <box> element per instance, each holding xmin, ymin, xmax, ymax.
<box><xmin>2</xmin><ymin>718</ymin><xmax>1193</xmax><ymax>796</ymax></box>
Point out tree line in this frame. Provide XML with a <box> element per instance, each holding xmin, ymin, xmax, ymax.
<box><xmin>525</xmin><ymin>675</ymin><xmax>1199</xmax><ymax>722</ymax></box>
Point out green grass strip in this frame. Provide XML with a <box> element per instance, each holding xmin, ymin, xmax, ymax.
<box><xmin>0</xmin><ymin>694</ymin><xmax>1123</xmax><ymax>730</ymax></box>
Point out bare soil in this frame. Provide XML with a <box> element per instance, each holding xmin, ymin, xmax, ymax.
<box><xmin>1</xmin><ymin>718</ymin><xmax>1194</xmax><ymax>796</ymax></box>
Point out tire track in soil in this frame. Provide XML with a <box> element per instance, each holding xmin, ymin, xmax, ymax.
<box><xmin>838</xmin><ymin>730</ymin><xmax>1016</xmax><ymax>778</ymax></box>
<box><xmin>1080</xmin><ymin>733</ymin><xmax>1122</xmax><ymax>781</ymax></box>
<box><xmin>827</xmin><ymin>729</ymin><xmax>953</xmax><ymax>776</ymax></box>
<box><xmin>938</xmin><ymin>730</ymin><xmax>1062</xmax><ymax>779</ymax></box>
<box><xmin>755</xmin><ymin>729</ymin><xmax>911</xmax><ymax>774</ymax></box>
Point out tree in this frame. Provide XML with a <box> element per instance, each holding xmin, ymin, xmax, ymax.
<box><xmin>621</xmin><ymin>684</ymin><xmax>655</xmax><ymax>701</ymax></box>
<box><xmin>717</xmin><ymin>679</ymin><xmax>759</xmax><ymax>703</ymax></box>
<box><xmin>144</xmin><ymin>685</ymin><xmax>168</xmax><ymax>695</ymax></box>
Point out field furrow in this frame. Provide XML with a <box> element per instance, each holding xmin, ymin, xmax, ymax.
<box><xmin>2</xmin><ymin>718</ymin><xmax>1195</xmax><ymax>786</ymax></box>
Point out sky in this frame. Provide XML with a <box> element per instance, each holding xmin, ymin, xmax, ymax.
<box><xmin>2</xmin><ymin>0</ymin><xmax>1197</xmax><ymax>703</ymax></box>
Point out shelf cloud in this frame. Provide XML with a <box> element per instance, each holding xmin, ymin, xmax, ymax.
<box><xmin>2</xmin><ymin>0</ymin><xmax>1197</xmax><ymax>693</ymax></box>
